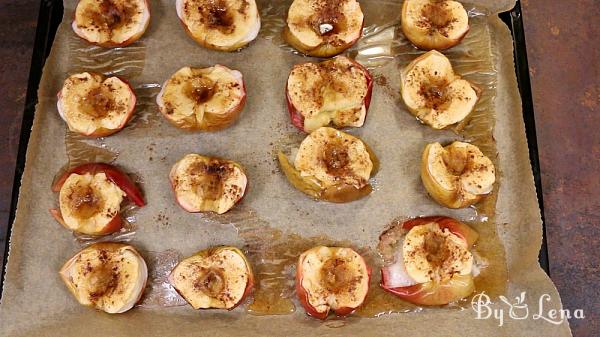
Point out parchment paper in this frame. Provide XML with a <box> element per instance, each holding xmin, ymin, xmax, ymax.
<box><xmin>0</xmin><ymin>0</ymin><xmax>572</xmax><ymax>336</ymax></box>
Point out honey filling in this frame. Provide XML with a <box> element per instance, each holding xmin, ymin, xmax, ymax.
<box><xmin>185</xmin><ymin>76</ymin><xmax>216</xmax><ymax>104</ymax></box>
<box><xmin>67</xmin><ymin>185</ymin><xmax>105</xmax><ymax>219</ymax></box>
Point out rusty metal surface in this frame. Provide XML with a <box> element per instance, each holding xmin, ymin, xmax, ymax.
<box><xmin>522</xmin><ymin>0</ymin><xmax>600</xmax><ymax>336</ymax></box>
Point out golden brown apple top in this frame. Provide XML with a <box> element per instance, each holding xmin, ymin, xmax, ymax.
<box><xmin>287</xmin><ymin>0</ymin><xmax>363</xmax><ymax>47</ymax></box>
<box><xmin>60</xmin><ymin>242</ymin><xmax>147</xmax><ymax>314</ymax></box>
<box><xmin>81</xmin><ymin>0</ymin><xmax>140</xmax><ymax>32</ymax></box>
<box><xmin>74</xmin><ymin>0</ymin><xmax>149</xmax><ymax>46</ymax></box>
<box><xmin>294</xmin><ymin>127</ymin><xmax>373</xmax><ymax>190</ymax></box>
<box><xmin>287</xmin><ymin>56</ymin><xmax>369</xmax><ymax>121</ymax></box>
<box><xmin>177</xmin><ymin>0</ymin><xmax>260</xmax><ymax>50</ymax></box>
<box><xmin>169</xmin><ymin>154</ymin><xmax>247</xmax><ymax>214</ymax></box>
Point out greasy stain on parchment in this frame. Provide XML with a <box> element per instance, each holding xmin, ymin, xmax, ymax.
<box><xmin>68</xmin><ymin>34</ymin><xmax>146</xmax><ymax>78</ymax></box>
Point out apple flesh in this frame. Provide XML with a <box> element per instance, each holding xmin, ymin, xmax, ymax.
<box><xmin>296</xmin><ymin>246</ymin><xmax>370</xmax><ymax>319</ymax></box>
<box><xmin>421</xmin><ymin>141</ymin><xmax>496</xmax><ymax>208</ymax></box>
<box><xmin>59</xmin><ymin>242</ymin><xmax>148</xmax><ymax>313</ymax></box>
<box><xmin>176</xmin><ymin>0</ymin><xmax>260</xmax><ymax>51</ymax></box>
<box><xmin>51</xmin><ymin>163</ymin><xmax>144</xmax><ymax>235</ymax></box>
<box><xmin>156</xmin><ymin>65</ymin><xmax>246</xmax><ymax>131</ymax></box>
<box><xmin>169</xmin><ymin>246</ymin><xmax>254</xmax><ymax>310</ymax></box>
<box><xmin>379</xmin><ymin>216</ymin><xmax>478</xmax><ymax>305</ymax></box>
<box><xmin>52</xmin><ymin>163</ymin><xmax>145</xmax><ymax>206</ymax></box>
<box><xmin>381</xmin><ymin>272</ymin><xmax>475</xmax><ymax>306</ymax></box>
<box><xmin>57</xmin><ymin>72</ymin><xmax>137</xmax><ymax>137</ymax></box>
<box><xmin>402</xmin><ymin>216</ymin><xmax>479</xmax><ymax>246</ymax></box>
<box><xmin>284</xmin><ymin>0</ymin><xmax>364</xmax><ymax>57</ymax></box>
<box><xmin>50</xmin><ymin>207</ymin><xmax>123</xmax><ymax>235</ymax></box>
<box><xmin>55</xmin><ymin>172</ymin><xmax>125</xmax><ymax>235</ymax></box>
<box><xmin>72</xmin><ymin>0</ymin><xmax>151</xmax><ymax>48</ymax></box>
<box><xmin>400</xmin><ymin>50</ymin><xmax>479</xmax><ymax>129</ymax></box>
<box><xmin>278</xmin><ymin>127</ymin><xmax>377</xmax><ymax>203</ymax></box>
<box><xmin>401</xmin><ymin>0</ymin><xmax>469</xmax><ymax>51</ymax></box>
<box><xmin>286</xmin><ymin>56</ymin><xmax>373</xmax><ymax>133</ymax></box>
<box><xmin>169</xmin><ymin>154</ymin><xmax>248</xmax><ymax>214</ymax></box>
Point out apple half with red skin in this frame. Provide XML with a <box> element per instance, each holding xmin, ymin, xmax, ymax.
<box><xmin>50</xmin><ymin>163</ymin><xmax>145</xmax><ymax>235</ymax></box>
<box><xmin>169</xmin><ymin>246</ymin><xmax>254</xmax><ymax>310</ymax></box>
<box><xmin>169</xmin><ymin>154</ymin><xmax>248</xmax><ymax>214</ymax></box>
<box><xmin>296</xmin><ymin>246</ymin><xmax>370</xmax><ymax>319</ymax></box>
<box><xmin>176</xmin><ymin>0</ymin><xmax>260</xmax><ymax>51</ymax></box>
<box><xmin>156</xmin><ymin>65</ymin><xmax>246</xmax><ymax>131</ymax></box>
<box><xmin>401</xmin><ymin>50</ymin><xmax>480</xmax><ymax>129</ymax></box>
<box><xmin>60</xmin><ymin>242</ymin><xmax>148</xmax><ymax>313</ymax></box>
<box><xmin>283</xmin><ymin>0</ymin><xmax>364</xmax><ymax>57</ymax></box>
<box><xmin>286</xmin><ymin>56</ymin><xmax>373</xmax><ymax>133</ymax></box>
<box><xmin>379</xmin><ymin>216</ymin><xmax>479</xmax><ymax>306</ymax></box>
<box><xmin>72</xmin><ymin>0</ymin><xmax>151</xmax><ymax>48</ymax></box>
<box><xmin>421</xmin><ymin>141</ymin><xmax>496</xmax><ymax>208</ymax></box>
<box><xmin>57</xmin><ymin>72</ymin><xmax>137</xmax><ymax>137</ymax></box>
<box><xmin>278</xmin><ymin>127</ymin><xmax>378</xmax><ymax>203</ymax></box>
<box><xmin>401</xmin><ymin>0</ymin><xmax>469</xmax><ymax>51</ymax></box>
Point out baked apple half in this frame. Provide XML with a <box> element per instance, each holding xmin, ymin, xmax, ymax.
<box><xmin>72</xmin><ymin>0</ymin><xmax>151</xmax><ymax>48</ymax></box>
<box><xmin>277</xmin><ymin>127</ymin><xmax>378</xmax><ymax>203</ymax></box>
<box><xmin>296</xmin><ymin>246</ymin><xmax>370</xmax><ymax>319</ymax></box>
<box><xmin>286</xmin><ymin>56</ymin><xmax>373</xmax><ymax>133</ymax></box>
<box><xmin>57</xmin><ymin>72</ymin><xmax>136</xmax><ymax>137</ymax></box>
<box><xmin>59</xmin><ymin>242</ymin><xmax>148</xmax><ymax>313</ymax></box>
<box><xmin>169</xmin><ymin>246</ymin><xmax>254</xmax><ymax>310</ymax></box>
<box><xmin>169</xmin><ymin>154</ymin><xmax>247</xmax><ymax>214</ymax></box>
<box><xmin>156</xmin><ymin>65</ymin><xmax>246</xmax><ymax>131</ymax></box>
<box><xmin>50</xmin><ymin>163</ymin><xmax>145</xmax><ymax>235</ymax></box>
<box><xmin>379</xmin><ymin>216</ymin><xmax>478</xmax><ymax>306</ymax></box>
<box><xmin>421</xmin><ymin>141</ymin><xmax>495</xmax><ymax>208</ymax></box>
<box><xmin>176</xmin><ymin>0</ymin><xmax>260</xmax><ymax>51</ymax></box>
<box><xmin>400</xmin><ymin>50</ymin><xmax>479</xmax><ymax>129</ymax></box>
<box><xmin>401</xmin><ymin>0</ymin><xmax>469</xmax><ymax>50</ymax></box>
<box><xmin>283</xmin><ymin>0</ymin><xmax>364</xmax><ymax>57</ymax></box>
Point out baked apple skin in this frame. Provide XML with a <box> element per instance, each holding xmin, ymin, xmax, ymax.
<box><xmin>278</xmin><ymin>127</ymin><xmax>378</xmax><ymax>203</ymax></box>
<box><xmin>286</xmin><ymin>56</ymin><xmax>373</xmax><ymax>133</ymax></box>
<box><xmin>169</xmin><ymin>246</ymin><xmax>254</xmax><ymax>310</ymax></box>
<box><xmin>283</xmin><ymin>0</ymin><xmax>364</xmax><ymax>57</ymax></box>
<box><xmin>176</xmin><ymin>0</ymin><xmax>261</xmax><ymax>51</ymax></box>
<box><xmin>296</xmin><ymin>246</ymin><xmax>371</xmax><ymax>319</ymax></box>
<box><xmin>379</xmin><ymin>216</ymin><xmax>478</xmax><ymax>306</ymax></box>
<box><xmin>72</xmin><ymin>0</ymin><xmax>151</xmax><ymax>48</ymax></box>
<box><xmin>156</xmin><ymin>65</ymin><xmax>246</xmax><ymax>131</ymax></box>
<box><xmin>401</xmin><ymin>0</ymin><xmax>470</xmax><ymax>51</ymax></box>
<box><xmin>57</xmin><ymin>72</ymin><xmax>137</xmax><ymax>137</ymax></box>
<box><xmin>59</xmin><ymin>242</ymin><xmax>148</xmax><ymax>313</ymax></box>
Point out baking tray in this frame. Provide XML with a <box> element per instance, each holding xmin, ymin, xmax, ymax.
<box><xmin>0</xmin><ymin>0</ymin><xmax>549</xmax><ymax>300</ymax></box>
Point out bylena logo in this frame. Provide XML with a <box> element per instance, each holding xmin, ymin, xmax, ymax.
<box><xmin>471</xmin><ymin>292</ymin><xmax>585</xmax><ymax>327</ymax></box>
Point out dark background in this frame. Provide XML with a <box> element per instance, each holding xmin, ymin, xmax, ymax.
<box><xmin>0</xmin><ymin>1</ymin><xmax>598</xmax><ymax>336</ymax></box>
